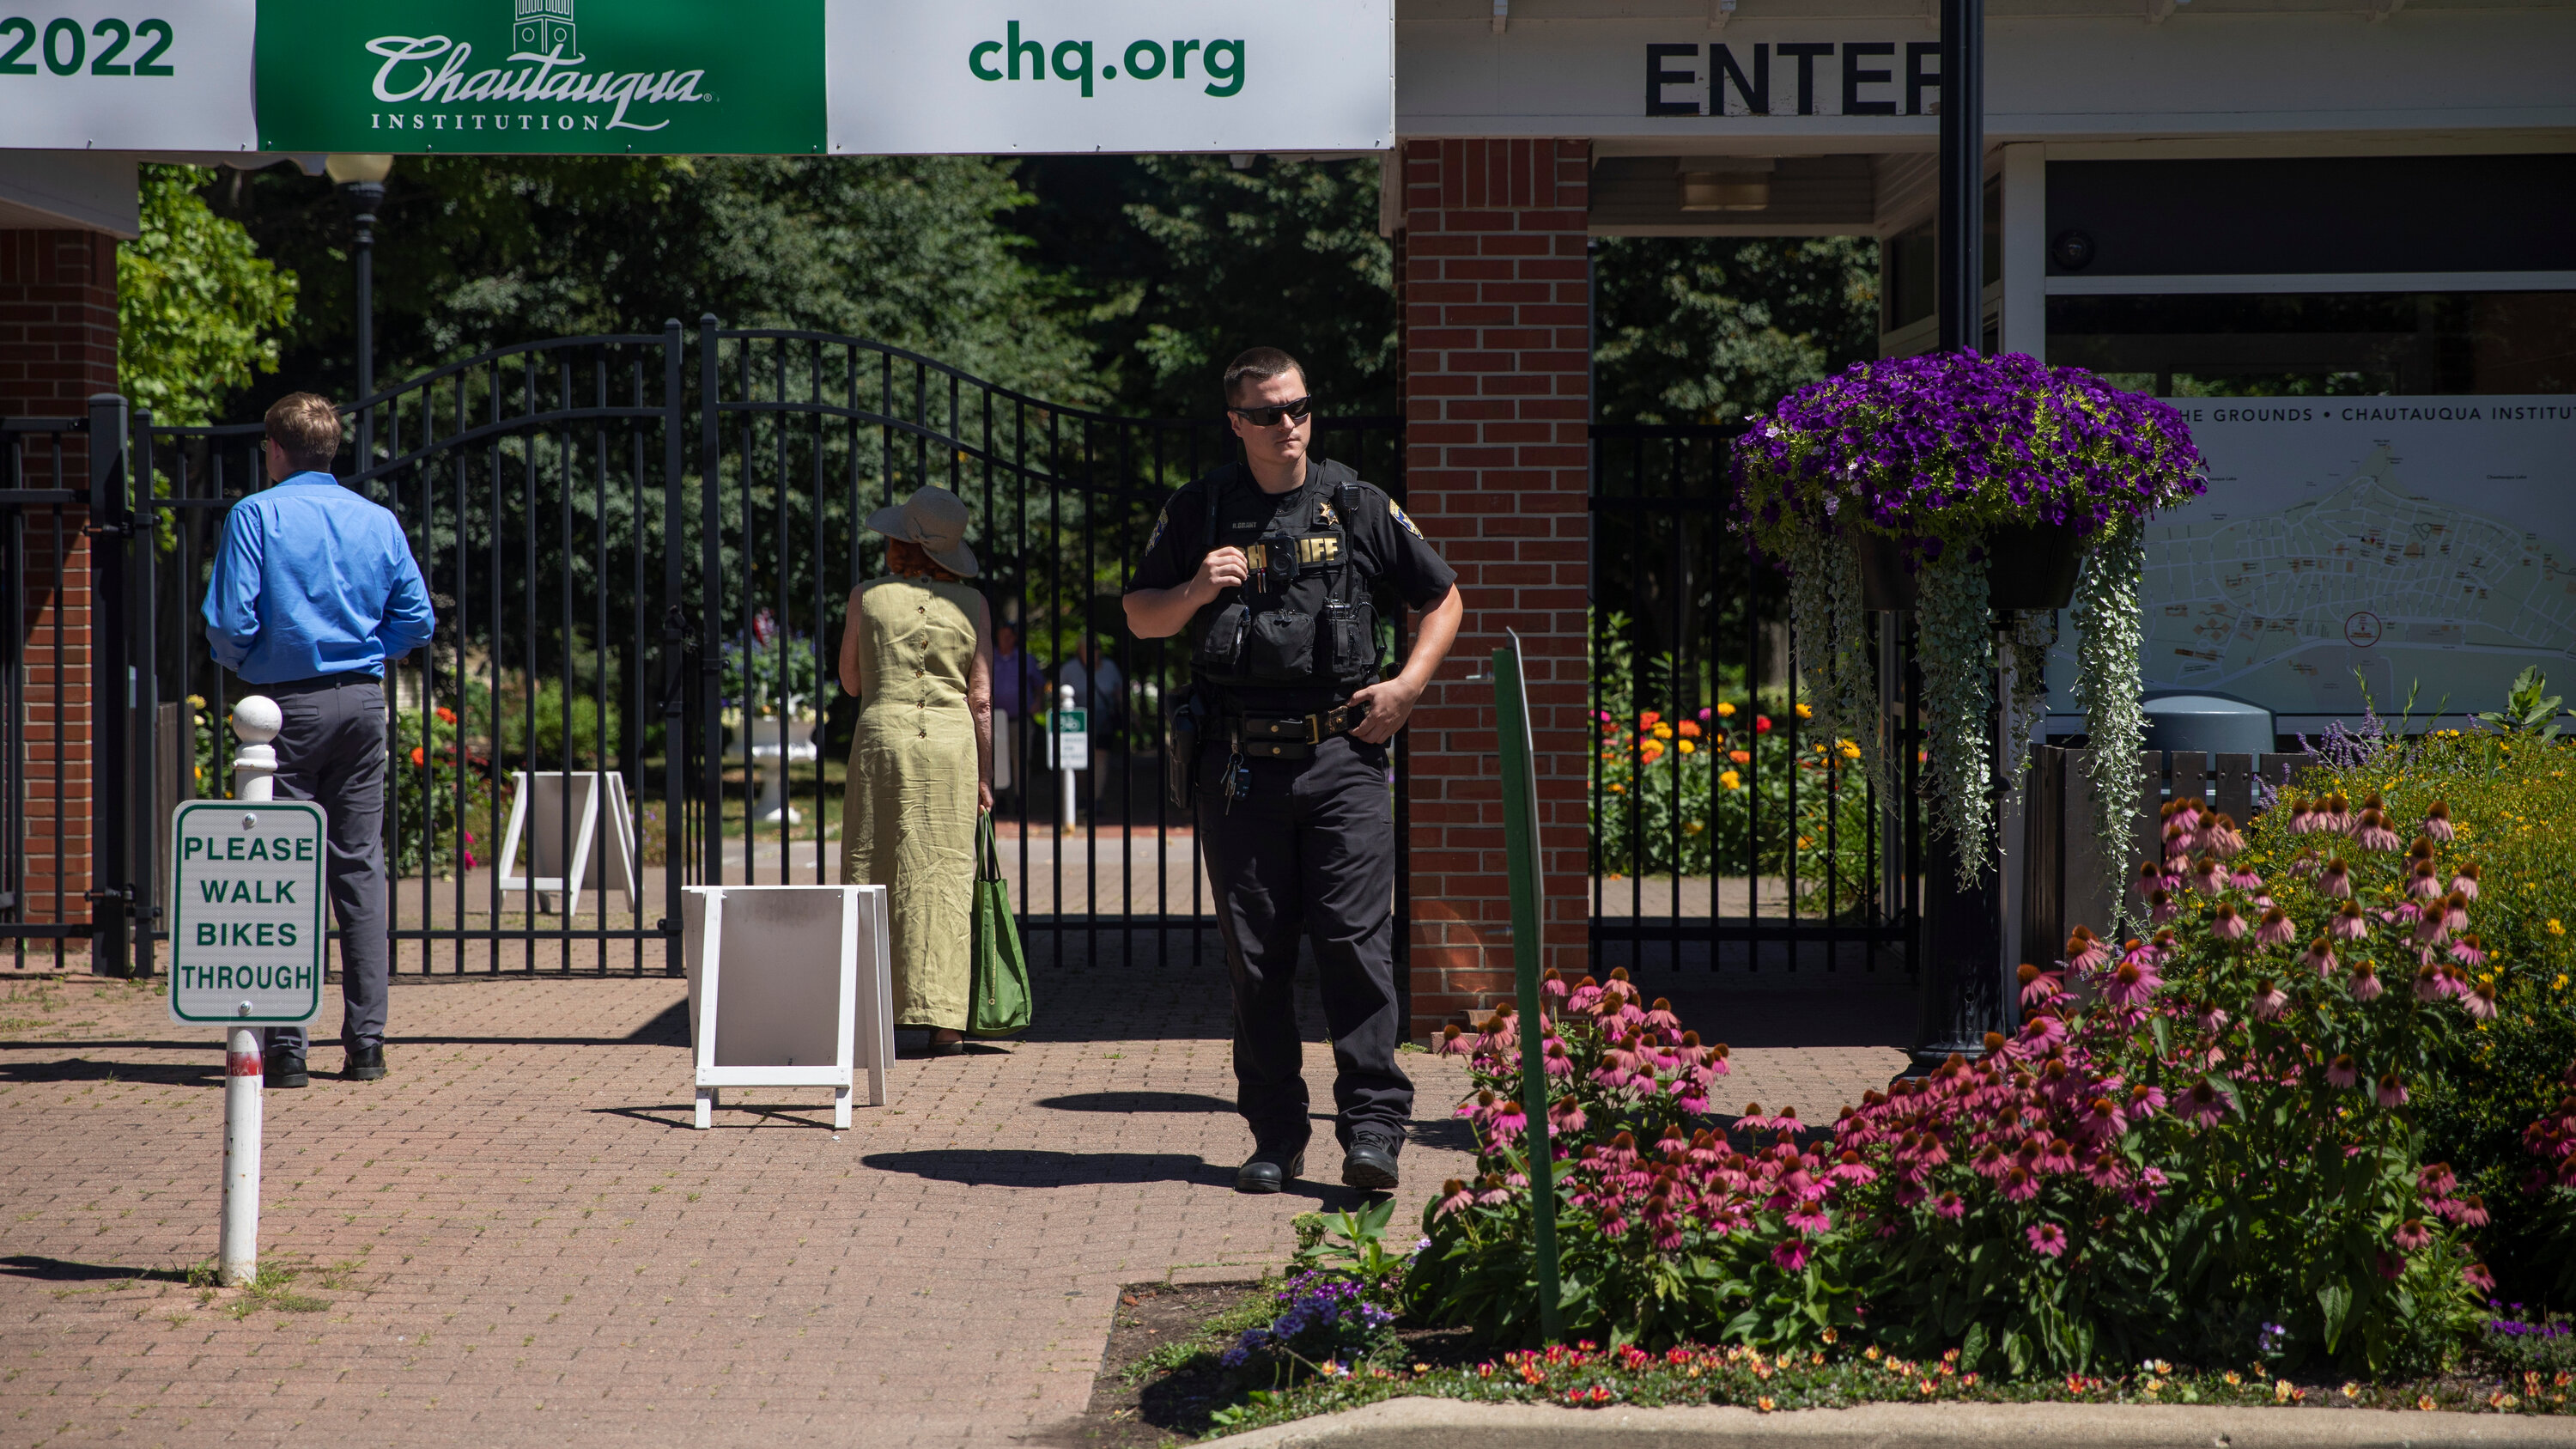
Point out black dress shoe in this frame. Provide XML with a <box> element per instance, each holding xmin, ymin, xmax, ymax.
<box><xmin>1341</xmin><ymin>1129</ymin><xmax>1403</xmax><ymax>1190</ymax></box>
<box><xmin>264</xmin><ymin>1050</ymin><xmax>309</xmax><ymax>1089</ymax></box>
<box><xmin>1236</xmin><ymin>1137</ymin><xmax>1309</xmax><ymax>1195</ymax></box>
<box><xmin>343</xmin><ymin>1044</ymin><xmax>387</xmax><ymax>1081</ymax></box>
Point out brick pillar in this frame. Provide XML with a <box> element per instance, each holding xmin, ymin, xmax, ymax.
<box><xmin>1</xmin><ymin>229</ymin><xmax>119</xmax><ymax>952</ymax></box>
<box><xmin>1398</xmin><ymin>140</ymin><xmax>1592</xmax><ymax>1038</ymax></box>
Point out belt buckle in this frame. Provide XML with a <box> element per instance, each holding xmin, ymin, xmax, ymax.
<box><xmin>1304</xmin><ymin>713</ymin><xmax>1323</xmax><ymax>745</ymax></box>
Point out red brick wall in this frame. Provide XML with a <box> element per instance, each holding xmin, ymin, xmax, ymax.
<box><xmin>1</xmin><ymin>229</ymin><xmax>118</xmax><ymax>945</ymax></box>
<box><xmin>1398</xmin><ymin>140</ymin><xmax>1593</xmax><ymax>1038</ymax></box>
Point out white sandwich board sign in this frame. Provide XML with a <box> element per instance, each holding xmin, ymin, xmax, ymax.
<box><xmin>681</xmin><ymin>884</ymin><xmax>895</xmax><ymax>1130</ymax></box>
<box><xmin>167</xmin><ymin>800</ymin><xmax>327</xmax><ymax>1026</ymax></box>
<box><xmin>497</xmin><ymin>770</ymin><xmax>640</xmax><ymax>914</ymax></box>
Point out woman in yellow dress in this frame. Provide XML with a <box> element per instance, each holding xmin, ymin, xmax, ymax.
<box><xmin>837</xmin><ymin>486</ymin><xmax>993</xmax><ymax>1056</ymax></box>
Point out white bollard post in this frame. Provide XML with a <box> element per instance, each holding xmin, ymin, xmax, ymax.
<box><xmin>220</xmin><ymin>694</ymin><xmax>281</xmax><ymax>1287</ymax></box>
<box><xmin>1057</xmin><ymin>683</ymin><xmax>1078</xmax><ymax>837</ymax></box>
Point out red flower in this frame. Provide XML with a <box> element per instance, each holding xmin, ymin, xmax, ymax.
<box><xmin>410</xmin><ymin>746</ymin><xmax>427</xmax><ymax>767</ymax></box>
<box><xmin>1754</xmin><ymin>715</ymin><xmax>1773</xmax><ymax>734</ymax></box>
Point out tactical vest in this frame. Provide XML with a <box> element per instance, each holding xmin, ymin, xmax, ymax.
<box><xmin>1188</xmin><ymin>460</ymin><xmax>1380</xmax><ymax>697</ymax></box>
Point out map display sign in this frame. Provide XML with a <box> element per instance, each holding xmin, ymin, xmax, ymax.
<box><xmin>167</xmin><ymin>800</ymin><xmax>327</xmax><ymax>1026</ymax></box>
<box><xmin>2048</xmin><ymin>396</ymin><xmax>2576</xmax><ymax>726</ymax></box>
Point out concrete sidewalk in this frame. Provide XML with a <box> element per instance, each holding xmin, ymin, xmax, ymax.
<box><xmin>0</xmin><ymin>942</ymin><xmax>1908</xmax><ymax>1448</ymax></box>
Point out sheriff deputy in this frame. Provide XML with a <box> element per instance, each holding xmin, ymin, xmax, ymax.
<box><xmin>1123</xmin><ymin>346</ymin><xmax>1464</xmax><ymax>1194</ymax></box>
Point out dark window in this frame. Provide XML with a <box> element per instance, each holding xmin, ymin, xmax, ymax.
<box><xmin>2046</xmin><ymin>291</ymin><xmax>2576</xmax><ymax>396</ymax></box>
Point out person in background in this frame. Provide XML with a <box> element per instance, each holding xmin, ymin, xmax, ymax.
<box><xmin>203</xmin><ymin>392</ymin><xmax>436</xmax><ymax>1088</ymax></box>
<box><xmin>839</xmin><ymin>486</ymin><xmax>993</xmax><ymax>1056</ymax></box>
<box><xmin>990</xmin><ymin>618</ymin><xmax>1048</xmax><ymax>807</ymax></box>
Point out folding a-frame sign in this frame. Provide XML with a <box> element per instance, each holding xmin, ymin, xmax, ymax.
<box><xmin>497</xmin><ymin>771</ymin><xmax>640</xmax><ymax>915</ymax></box>
<box><xmin>682</xmin><ymin>885</ymin><xmax>895</xmax><ymax>1130</ymax></box>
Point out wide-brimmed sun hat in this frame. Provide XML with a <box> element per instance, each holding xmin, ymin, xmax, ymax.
<box><xmin>865</xmin><ymin>485</ymin><xmax>980</xmax><ymax>579</ymax></box>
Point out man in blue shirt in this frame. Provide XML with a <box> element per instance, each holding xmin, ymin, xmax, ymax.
<box><xmin>204</xmin><ymin>393</ymin><xmax>435</xmax><ymax>1087</ymax></box>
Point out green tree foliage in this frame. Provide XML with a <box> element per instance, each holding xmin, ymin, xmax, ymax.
<box><xmin>1016</xmin><ymin>155</ymin><xmax>1397</xmax><ymax>418</ymax></box>
<box><xmin>208</xmin><ymin>155</ymin><xmax>1095</xmax><ymax>409</ymax></box>
<box><xmin>118</xmin><ymin>164</ymin><xmax>297</xmax><ymax>425</ymax></box>
<box><xmin>1591</xmin><ymin>236</ymin><xmax>1879</xmax><ymax>424</ymax></box>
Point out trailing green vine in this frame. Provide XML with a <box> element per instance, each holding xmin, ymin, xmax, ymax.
<box><xmin>2072</xmin><ymin>513</ymin><xmax>2148</xmax><ymax>933</ymax></box>
<box><xmin>1917</xmin><ymin>548</ymin><xmax>1996</xmax><ymax>885</ymax></box>
<box><xmin>1789</xmin><ymin>527</ymin><xmax>1882</xmax><ymax>801</ymax></box>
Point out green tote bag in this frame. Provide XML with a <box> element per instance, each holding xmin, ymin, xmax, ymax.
<box><xmin>969</xmin><ymin>815</ymin><xmax>1033</xmax><ymax>1038</ymax></box>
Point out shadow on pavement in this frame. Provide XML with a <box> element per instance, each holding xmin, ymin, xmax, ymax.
<box><xmin>1035</xmin><ymin>1090</ymin><xmax>1236</xmax><ymax>1114</ymax></box>
<box><xmin>0</xmin><ymin>1057</ymin><xmax>221</xmax><ymax>1087</ymax></box>
<box><xmin>860</xmin><ymin>1148</ymin><xmax>1378</xmax><ymax>1206</ymax></box>
<box><xmin>0</xmin><ymin>1256</ymin><xmax>191</xmax><ymax>1284</ymax></box>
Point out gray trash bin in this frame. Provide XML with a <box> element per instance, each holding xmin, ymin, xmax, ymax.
<box><xmin>2142</xmin><ymin>691</ymin><xmax>2275</xmax><ymax>757</ymax></box>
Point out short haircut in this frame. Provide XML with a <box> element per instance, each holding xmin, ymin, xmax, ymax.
<box><xmin>1223</xmin><ymin>347</ymin><xmax>1306</xmax><ymax>406</ymax></box>
<box><xmin>264</xmin><ymin>393</ymin><xmax>343</xmax><ymax>473</ymax></box>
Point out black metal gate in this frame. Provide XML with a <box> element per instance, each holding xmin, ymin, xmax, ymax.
<box><xmin>10</xmin><ymin>324</ymin><xmax>1400</xmax><ymax>978</ymax></box>
<box><xmin>1588</xmin><ymin>423</ymin><xmax>1919</xmax><ymax>975</ymax></box>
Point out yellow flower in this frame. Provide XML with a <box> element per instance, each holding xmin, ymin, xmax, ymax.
<box><xmin>185</xmin><ymin>693</ymin><xmax>206</xmax><ymax>709</ymax></box>
<box><xmin>1839</xmin><ymin>740</ymin><xmax>1862</xmax><ymax>759</ymax></box>
<box><xmin>1653</xmin><ymin>724</ymin><xmax>1674</xmax><ymax>740</ymax></box>
<box><xmin>1719</xmin><ymin>770</ymin><xmax>1742</xmax><ymax>791</ymax></box>
<box><xmin>1677</xmin><ymin>739</ymin><xmax>1696</xmax><ymax>754</ymax></box>
<box><xmin>2275</xmin><ymin>1380</ymin><xmax>2294</xmax><ymax>1403</ymax></box>
<box><xmin>1716</xmin><ymin>702</ymin><xmax>1736</xmax><ymax>717</ymax></box>
<box><xmin>2549</xmin><ymin>920</ymin><xmax>2565</xmax><ymax>936</ymax></box>
<box><xmin>1795</xmin><ymin>703</ymin><xmax>1814</xmax><ymax>720</ymax></box>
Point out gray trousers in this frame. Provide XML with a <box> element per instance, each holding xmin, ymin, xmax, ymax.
<box><xmin>260</xmin><ymin>678</ymin><xmax>390</xmax><ymax>1055</ymax></box>
<box><xmin>1196</xmin><ymin>733</ymin><xmax>1412</xmax><ymax>1148</ymax></box>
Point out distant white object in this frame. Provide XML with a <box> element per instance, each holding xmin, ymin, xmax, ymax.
<box><xmin>497</xmin><ymin>771</ymin><xmax>640</xmax><ymax>915</ymax></box>
<box><xmin>230</xmin><ymin>695</ymin><xmax>281</xmax><ymax>802</ymax></box>
<box><xmin>992</xmin><ymin>707</ymin><xmax>1013</xmax><ymax>793</ymax></box>
<box><xmin>682</xmin><ymin>885</ymin><xmax>894</xmax><ymax>1130</ymax></box>
<box><xmin>746</xmin><ymin>696</ymin><xmax>820</xmax><ymax>824</ymax></box>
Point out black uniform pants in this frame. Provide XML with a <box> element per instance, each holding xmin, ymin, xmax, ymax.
<box><xmin>1197</xmin><ymin>734</ymin><xmax>1412</xmax><ymax>1148</ymax></box>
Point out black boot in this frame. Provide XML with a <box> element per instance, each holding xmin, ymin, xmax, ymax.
<box><xmin>1236</xmin><ymin>1134</ymin><xmax>1309</xmax><ymax>1194</ymax></box>
<box><xmin>264</xmin><ymin>1047</ymin><xmax>309</xmax><ymax>1089</ymax></box>
<box><xmin>1341</xmin><ymin>1126</ymin><xmax>1403</xmax><ymax>1190</ymax></box>
<box><xmin>343</xmin><ymin>1044</ymin><xmax>386</xmax><ymax>1081</ymax></box>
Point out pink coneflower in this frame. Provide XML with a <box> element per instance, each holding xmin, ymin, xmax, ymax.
<box><xmin>1771</xmin><ymin>1239</ymin><xmax>1812</xmax><ymax>1272</ymax></box>
<box><xmin>2354</xmin><ymin>809</ymin><xmax>2403</xmax><ymax>853</ymax></box>
<box><xmin>1540</xmin><ymin>967</ymin><xmax>1570</xmax><ymax>1003</ymax></box>
<box><xmin>2182</xmin><ymin>1079</ymin><xmax>2232</xmax><ymax>1128</ymax></box>
<box><xmin>2287</xmin><ymin>798</ymin><xmax>2318</xmax><ymax>834</ymax></box>
<box><xmin>1932</xmin><ymin>1190</ymin><xmax>1965</xmax><ymax>1221</ymax></box>
<box><xmin>2405</xmin><ymin>860</ymin><xmax>2441</xmax><ymax>899</ymax></box>
<box><xmin>2324</xmin><ymin>794</ymin><xmax>2354</xmax><ymax>831</ymax></box>
<box><xmin>2134</xmin><ymin>860</ymin><xmax>2166</xmax><ymax>901</ymax></box>
<box><xmin>2149</xmin><ymin>889</ymin><xmax>2179</xmax><ymax>924</ymax></box>
<box><xmin>2026</xmin><ymin>1221</ymin><xmax>2069</xmax><ymax>1258</ymax></box>
<box><xmin>1784</xmin><ymin>1203</ymin><xmax>1832</xmax><ymax>1234</ymax></box>
<box><xmin>2330</xmin><ymin>900</ymin><xmax>2370</xmax><ymax>941</ymax></box>
<box><xmin>2002</xmin><ymin>1166</ymin><xmax>2039</xmax><ymax>1202</ymax></box>
<box><xmin>2255</xmin><ymin>907</ymin><xmax>2296</xmax><ymax>948</ymax></box>
<box><xmin>2018</xmin><ymin>962</ymin><xmax>2061</xmax><ymax>1008</ymax></box>
<box><xmin>1971</xmin><ymin>1142</ymin><xmax>2010</xmax><ymax>1179</ymax></box>
<box><xmin>2442</xmin><ymin>893</ymin><xmax>2470</xmax><ymax>933</ymax></box>
<box><xmin>2192</xmin><ymin>855</ymin><xmax>2227</xmax><ymax>898</ymax></box>
<box><xmin>2348</xmin><ymin>965</ymin><xmax>2384</xmax><ymax>1002</ymax></box>
<box><xmin>1541</xmin><ymin>1038</ymin><xmax>1577</xmax><ymax>1077</ymax></box>
<box><xmin>2418</xmin><ymin>1161</ymin><xmax>2457</xmax><ymax>1199</ymax></box>
<box><xmin>2421</xmin><ymin>801</ymin><xmax>2454</xmax><ymax>842</ymax></box>
<box><xmin>2019</xmin><ymin>1013</ymin><xmax>2069</xmax><ymax>1051</ymax></box>
<box><xmin>1435</xmin><ymin>1178</ymin><xmax>1476</xmax><ymax>1218</ymax></box>
<box><xmin>1827</xmin><ymin>1150</ymin><xmax>1877</xmax><ymax>1187</ymax></box>
<box><xmin>2232</xmin><ymin>867</ymin><xmax>2266</xmax><ymax>892</ymax></box>
<box><xmin>2463</xmin><ymin>979</ymin><xmax>2500</xmax><ymax>1020</ymax></box>
<box><xmin>2103</xmin><ymin>959</ymin><xmax>2161</xmax><ymax>1009</ymax></box>
<box><xmin>2161</xmin><ymin>820</ymin><xmax>2197</xmax><ymax>862</ymax></box>
<box><xmin>1550</xmin><ymin>1095</ymin><xmax>1588</xmax><ymax>1135</ymax></box>
<box><xmin>2211</xmin><ymin>904</ymin><xmax>2247</xmax><ymax>941</ymax></box>
<box><xmin>2301</xmin><ymin>938</ymin><xmax>2338</xmax><ymax>977</ymax></box>
<box><xmin>2129</xmin><ymin>1083</ymin><xmax>2167</xmax><ymax>1117</ymax></box>
<box><xmin>2456</xmin><ymin>1194</ymin><xmax>2491</xmax><ymax>1228</ymax></box>
<box><xmin>2038</xmin><ymin>1135</ymin><xmax>2078</xmax><ymax>1173</ymax></box>
<box><xmin>2084</xmin><ymin>1151</ymin><xmax>2130</xmax><ymax>1190</ymax></box>
<box><xmin>1435</xmin><ymin>1024</ymin><xmax>1470</xmax><ymax>1056</ymax></box>
<box><xmin>2391</xmin><ymin>1218</ymin><xmax>2433</xmax><ymax>1251</ymax></box>
<box><xmin>2204</xmin><ymin>813</ymin><xmax>2247</xmax><ymax>858</ymax></box>
<box><xmin>1644</xmin><ymin>996</ymin><xmax>1681</xmax><ymax>1032</ymax></box>
<box><xmin>2251</xmin><ymin>980</ymin><xmax>2291</xmax><ymax>1020</ymax></box>
<box><xmin>2318</xmin><ymin>859</ymin><xmax>2354</xmax><ymax>898</ymax></box>
<box><xmin>2376</xmin><ymin>1072</ymin><xmax>2409</xmax><ymax>1108</ymax></box>
<box><xmin>2451</xmin><ymin>861</ymin><xmax>2481</xmax><ymax>899</ymax></box>
<box><xmin>2327</xmin><ymin>1054</ymin><xmax>2361</xmax><ymax>1089</ymax></box>
<box><xmin>2449</xmin><ymin>933</ymin><xmax>2488</xmax><ymax>968</ymax></box>
<box><xmin>2067</xmin><ymin>927</ymin><xmax>2111</xmax><ymax>972</ymax></box>
<box><xmin>2192</xmin><ymin>1000</ymin><xmax>2231</xmax><ymax>1032</ymax></box>
<box><xmin>2415</xmin><ymin>964</ymin><xmax>2451</xmax><ymax>1003</ymax></box>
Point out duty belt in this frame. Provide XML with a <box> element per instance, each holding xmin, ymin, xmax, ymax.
<box><xmin>1227</xmin><ymin>701</ymin><xmax>1367</xmax><ymax>759</ymax></box>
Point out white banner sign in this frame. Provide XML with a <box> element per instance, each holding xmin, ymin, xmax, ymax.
<box><xmin>824</xmin><ymin>0</ymin><xmax>1392</xmax><ymax>155</ymax></box>
<box><xmin>0</xmin><ymin>0</ymin><xmax>256</xmax><ymax>150</ymax></box>
<box><xmin>167</xmin><ymin>799</ymin><xmax>327</xmax><ymax>1026</ymax></box>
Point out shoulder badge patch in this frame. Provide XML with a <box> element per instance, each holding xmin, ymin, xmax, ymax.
<box><xmin>1145</xmin><ymin>503</ymin><xmax>1170</xmax><ymax>553</ymax></box>
<box><xmin>1388</xmin><ymin>500</ymin><xmax>1425</xmax><ymax>539</ymax></box>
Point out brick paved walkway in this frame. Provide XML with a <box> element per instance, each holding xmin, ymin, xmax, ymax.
<box><xmin>1</xmin><ymin>942</ymin><xmax>1908</xmax><ymax>1448</ymax></box>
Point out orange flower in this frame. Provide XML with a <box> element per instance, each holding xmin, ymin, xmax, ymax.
<box><xmin>434</xmin><ymin>705</ymin><xmax>458</xmax><ymax>725</ymax></box>
<box><xmin>1729</xmin><ymin>750</ymin><xmax>1752</xmax><ymax>765</ymax></box>
<box><xmin>1677</xmin><ymin>721</ymin><xmax>1702</xmax><ymax>739</ymax></box>
<box><xmin>1637</xmin><ymin>710</ymin><xmax>1661</xmax><ymax>728</ymax></box>
<box><xmin>1639</xmin><ymin>741</ymin><xmax>1666</xmax><ymax>764</ymax></box>
<box><xmin>410</xmin><ymin>746</ymin><xmax>427</xmax><ymax>767</ymax></box>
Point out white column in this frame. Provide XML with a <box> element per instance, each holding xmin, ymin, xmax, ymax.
<box><xmin>2000</xmin><ymin>143</ymin><xmax>2047</xmax><ymax>362</ymax></box>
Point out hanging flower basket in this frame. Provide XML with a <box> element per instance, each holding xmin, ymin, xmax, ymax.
<box><xmin>1734</xmin><ymin>351</ymin><xmax>2205</xmax><ymax>897</ymax></box>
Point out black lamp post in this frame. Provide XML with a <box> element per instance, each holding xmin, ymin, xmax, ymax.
<box><xmin>1906</xmin><ymin>0</ymin><xmax>2013</xmax><ymax>1075</ymax></box>
<box><xmin>325</xmin><ymin>153</ymin><xmax>394</xmax><ymax>470</ymax></box>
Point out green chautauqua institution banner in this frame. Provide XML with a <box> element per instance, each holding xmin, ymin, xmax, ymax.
<box><xmin>253</xmin><ymin>0</ymin><xmax>826</xmax><ymax>154</ymax></box>
<box><xmin>0</xmin><ymin>0</ymin><xmax>1391</xmax><ymax>154</ymax></box>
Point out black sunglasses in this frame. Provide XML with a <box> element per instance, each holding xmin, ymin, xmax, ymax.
<box><xmin>1227</xmin><ymin>396</ymin><xmax>1315</xmax><ymax>428</ymax></box>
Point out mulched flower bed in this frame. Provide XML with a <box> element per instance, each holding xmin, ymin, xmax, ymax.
<box><xmin>1044</xmin><ymin>1280</ymin><xmax>2575</xmax><ymax>1443</ymax></box>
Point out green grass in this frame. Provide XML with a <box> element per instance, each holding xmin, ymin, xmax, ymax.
<box><xmin>1122</xmin><ymin>1278</ymin><xmax>1285</xmax><ymax>1387</ymax></box>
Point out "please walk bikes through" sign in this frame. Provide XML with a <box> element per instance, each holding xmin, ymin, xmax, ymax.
<box><xmin>167</xmin><ymin>799</ymin><xmax>327</xmax><ymax>1027</ymax></box>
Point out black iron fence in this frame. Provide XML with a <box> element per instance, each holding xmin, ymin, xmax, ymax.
<box><xmin>9</xmin><ymin>325</ymin><xmax>1404</xmax><ymax>979</ymax></box>
<box><xmin>1588</xmin><ymin>423</ymin><xmax>1920</xmax><ymax>975</ymax></box>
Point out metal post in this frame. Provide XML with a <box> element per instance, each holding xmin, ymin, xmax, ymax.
<box><xmin>1493</xmin><ymin>634</ymin><xmax>1560</xmax><ymax>1342</ymax></box>
<box><xmin>1057</xmin><ymin>683</ymin><xmax>1078</xmax><ymax>838</ymax></box>
<box><xmin>1910</xmin><ymin>0</ymin><xmax>2010</xmax><ymax>1074</ymax></box>
<box><xmin>221</xmin><ymin>695</ymin><xmax>279</xmax><ymax>1287</ymax></box>
<box><xmin>87</xmin><ymin>393</ymin><xmax>132</xmax><ymax>977</ymax></box>
<box><xmin>659</xmin><ymin>320</ymin><xmax>686</xmax><ymax>967</ymax></box>
<box><xmin>348</xmin><ymin>186</ymin><xmax>380</xmax><ymax>470</ymax></box>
